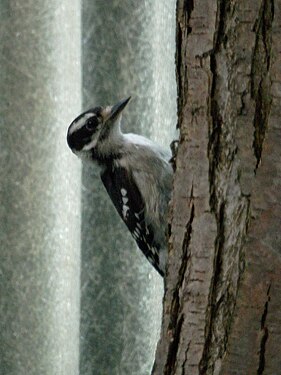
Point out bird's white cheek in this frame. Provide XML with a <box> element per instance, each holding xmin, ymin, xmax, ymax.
<box><xmin>82</xmin><ymin>137</ymin><xmax>98</xmax><ymax>151</ymax></box>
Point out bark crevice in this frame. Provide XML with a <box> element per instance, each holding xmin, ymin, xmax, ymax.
<box><xmin>165</xmin><ymin>203</ymin><xmax>195</xmax><ymax>375</ymax></box>
<box><xmin>176</xmin><ymin>0</ymin><xmax>194</xmax><ymax>126</ymax></box>
<box><xmin>257</xmin><ymin>284</ymin><xmax>271</xmax><ymax>375</ymax></box>
<box><xmin>199</xmin><ymin>203</ymin><xmax>225</xmax><ymax>374</ymax></box>
<box><xmin>251</xmin><ymin>0</ymin><xmax>274</xmax><ymax>170</ymax></box>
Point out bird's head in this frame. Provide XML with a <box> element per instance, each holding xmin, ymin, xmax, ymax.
<box><xmin>67</xmin><ymin>97</ymin><xmax>131</xmax><ymax>159</ymax></box>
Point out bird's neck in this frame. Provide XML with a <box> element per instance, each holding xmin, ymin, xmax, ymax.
<box><xmin>91</xmin><ymin>130</ymin><xmax>125</xmax><ymax>166</ymax></box>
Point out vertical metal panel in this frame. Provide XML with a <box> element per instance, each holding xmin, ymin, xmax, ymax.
<box><xmin>0</xmin><ymin>2</ymin><xmax>81</xmax><ymax>374</ymax></box>
<box><xmin>80</xmin><ymin>1</ymin><xmax>176</xmax><ymax>374</ymax></box>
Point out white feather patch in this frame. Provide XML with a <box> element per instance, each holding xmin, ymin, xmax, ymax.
<box><xmin>122</xmin><ymin>204</ymin><xmax>129</xmax><ymax>219</ymax></box>
<box><xmin>68</xmin><ymin>113</ymin><xmax>93</xmax><ymax>135</ymax></box>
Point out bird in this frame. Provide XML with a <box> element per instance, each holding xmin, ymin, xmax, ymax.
<box><xmin>67</xmin><ymin>97</ymin><xmax>172</xmax><ymax>276</ymax></box>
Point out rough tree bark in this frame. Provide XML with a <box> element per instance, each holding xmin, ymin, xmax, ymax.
<box><xmin>152</xmin><ymin>0</ymin><xmax>281</xmax><ymax>374</ymax></box>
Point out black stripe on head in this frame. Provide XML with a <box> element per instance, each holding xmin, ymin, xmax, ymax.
<box><xmin>67</xmin><ymin>126</ymin><xmax>92</xmax><ymax>151</ymax></box>
<box><xmin>67</xmin><ymin>107</ymin><xmax>103</xmax><ymax>152</ymax></box>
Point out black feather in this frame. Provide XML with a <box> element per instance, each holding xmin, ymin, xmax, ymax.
<box><xmin>101</xmin><ymin>166</ymin><xmax>164</xmax><ymax>276</ymax></box>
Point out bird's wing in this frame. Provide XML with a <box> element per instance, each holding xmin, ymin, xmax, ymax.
<box><xmin>101</xmin><ymin>166</ymin><xmax>164</xmax><ymax>276</ymax></box>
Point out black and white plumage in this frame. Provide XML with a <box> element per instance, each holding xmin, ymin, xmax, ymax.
<box><xmin>67</xmin><ymin>97</ymin><xmax>172</xmax><ymax>276</ymax></box>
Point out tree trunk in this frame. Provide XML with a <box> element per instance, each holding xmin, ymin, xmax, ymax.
<box><xmin>153</xmin><ymin>0</ymin><xmax>281</xmax><ymax>374</ymax></box>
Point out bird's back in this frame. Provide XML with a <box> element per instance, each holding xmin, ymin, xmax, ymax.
<box><xmin>105</xmin><ymin>133</ymin><xmax>173</xmax><ymax>272</ymax></box>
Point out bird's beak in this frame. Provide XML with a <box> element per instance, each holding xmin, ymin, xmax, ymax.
<box><xmin>107</xmin><ymin>97</ymin><xmax>131</xmax><ymax>121</ymax></box>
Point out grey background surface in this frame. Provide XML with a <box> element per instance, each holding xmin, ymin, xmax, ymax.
<box><xmin>0</xmin><ymin>1</ymin><xmax>176</xmax><ymax>374</ymax></box>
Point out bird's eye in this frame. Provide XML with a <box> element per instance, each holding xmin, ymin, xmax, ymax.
<box><xmin>85</xmin><ymin>117</ymin><xmax>99</xmax><ymax>131</ymax></box>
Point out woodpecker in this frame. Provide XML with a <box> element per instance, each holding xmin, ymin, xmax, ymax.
<box><xmin>67</xmin><ymin>97</ymin><xmax>172</xmax><ymax>276</ymax></box>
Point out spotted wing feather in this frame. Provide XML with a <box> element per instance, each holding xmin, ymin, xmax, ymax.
<box><xmin>101</xmin><ymin>166</ymin><xmax>163</xmax><ymax>276</ymax></box>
